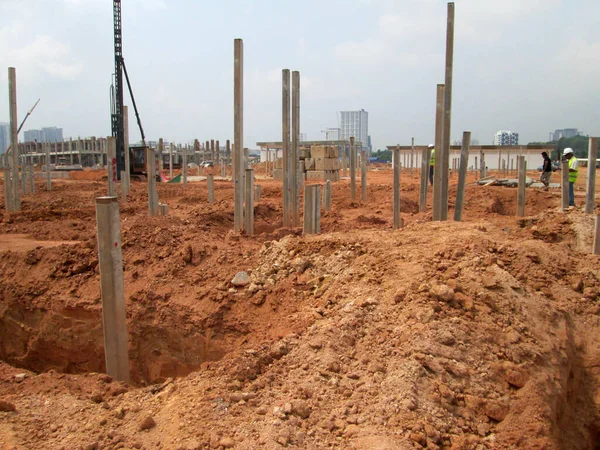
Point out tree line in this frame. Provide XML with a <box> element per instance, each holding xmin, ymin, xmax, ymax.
<box><xmin>529</xmin><ymin>135</ymin><xmax>596</xmax><ymax>160</ymax></box>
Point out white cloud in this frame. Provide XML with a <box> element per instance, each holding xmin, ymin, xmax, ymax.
<box><xmin>551</xmin><ymin>37</ymin><xmax>600</xmax><ymax>99</ymax></box>
<box><xmin>0</xmin><ymin>24</ymin><xmax>83</xmax><ymax>83</ymax></box>
<box><xmin>335</xmin><ymin>0</ymin><xmax>562</xmax><ymax>67</ymax></box>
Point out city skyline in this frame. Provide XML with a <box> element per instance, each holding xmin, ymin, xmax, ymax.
<box><xmin>23</xmin><ymin>126</ymin><xmax>63</xmax><ymax>144</ymax></box>
<box><xmin>1</xmin><ymin>1</ymin><xmax>599</xmax><ymax>149</ymax></box>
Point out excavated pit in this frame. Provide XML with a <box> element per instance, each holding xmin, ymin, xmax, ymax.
<box><xmin>1</xmin><ymin>169</ymin><xmax>600</xmax><ymax>449</ymax></box>
<box><xmin>0</xmin><ymin>295</ymin><xmax>231</xmax><ymax>385</ymax></box>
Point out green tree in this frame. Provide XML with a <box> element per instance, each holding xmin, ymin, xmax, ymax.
<box><xmin>555</xmin><ymin>135</ymin><xmax>590</xmax><ymax>159</ymax></box>
<box><xmin>529</xmin><ymin>135</ymin><xmax>596</xmax><ymax>160</ymax></box>
<box><xmin>372</xmin><ymin>149</ymin><xmax>392</xmax><ymax>162</ymax></box>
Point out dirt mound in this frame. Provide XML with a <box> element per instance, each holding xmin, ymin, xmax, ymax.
<box><xmin>1</xmin><ymin>168</ymin><xmax>600</xmax><ymax>449</ymax></box>
<box><xmin>69</xmin><ymin>169</ymin><xmax>106</xmax><ymax>181</ymax></box>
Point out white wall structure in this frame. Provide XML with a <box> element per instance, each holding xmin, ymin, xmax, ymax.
<box><xmin>386</xmin><ymin>145</ymin><xmax>553</xmax><ymax>171</ymax></box>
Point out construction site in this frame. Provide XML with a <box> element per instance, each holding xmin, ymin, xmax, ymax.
<box><xmin>2</xmin><ymin>1</ymin><xmax>600</xmax><ymax>450</ymax></box>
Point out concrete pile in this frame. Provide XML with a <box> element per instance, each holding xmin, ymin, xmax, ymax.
<box><xmin>272</xmin><ymin>145</ymin><xmax>340</xmax><ymax>182</ymax></box>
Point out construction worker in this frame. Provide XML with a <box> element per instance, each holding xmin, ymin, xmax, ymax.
<box><xmin>540</xmin><ymin>151</ymin><xmax>552</xmax><ymax>190</ymax></box>
<box><xmin>563</xmin><ymin>148</ymin><xmax>578</xmax><ymax>206</ymax></box>
<box><xmin>428</xmin><ymin>144</ymin><xmax>435</xmax><ymax>185</ymax></box>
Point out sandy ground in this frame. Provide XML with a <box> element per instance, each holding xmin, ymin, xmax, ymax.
<box><xmin>0</xmin><ymin>165</ymin><xmax>599</xmax><ymax>449</ymax></box>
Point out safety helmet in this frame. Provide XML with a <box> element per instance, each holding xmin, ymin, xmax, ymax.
<box><xmin>428</xmin><ymin>144</ymin><xmax>434</xmax><ymax>148</ymax></box>
<box><xmin>563</xmin><ymin>147</ymin><xmax>573</xmax><ymax>156</ymax></box>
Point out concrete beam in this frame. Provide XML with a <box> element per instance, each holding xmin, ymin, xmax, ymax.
<box><xmin>123</xmin><ymin>105</ymin><xmax>131</xmax><ymax>187</ymax></box>
<box><xmin>323</xmin><ymin>180</ymin><xmax>332</xmax><ymax>212</ymax></box>
<box><xmin>244</xmin><ymin>168</ymin><xmax>254</xmax><ymax>236</ymax></box>
<box><xmin>433</xmin><ymin>84</ymin><xmax>445</xmax><ymax>221</ymax></box>
<box><xmin>182</xmin><ymin>144</ymin><xmax>188</xmax><ymax>187</ymax></box>
<box><xmin>147</xmin><ymin>146</ymin><xmax>159</xmax><ymax>216</ymax></box>
<box><xmin>441</xmin><ymin>2</ymin><xmax>455</xmax><ymax>222</ymax></box>
<box><xmin>586</xmin><ymin>137</ymin><xmax>597</xmax><ymax>214</ymax></box>
<box><xmin>393</xmin><ymin>148</ymin><xmax>402</xmax><ymax>229</ymax></box>
<box><xmin>255</xmin><ymin>184</ymin><xmax>262</xmax><ymax>202</ymax></box>
<box><xmin>291</xmin><ymin>71</ymin><xmax>300</xmax><ymax>227</ymax></box>
<box><xmin>207</xmin><ymin>174</ymin><xmax>214</xmax><ymax>204</ymax></box>
<box><xmin>303</xmin><ymin>184</ymin><xmax>321</xmax><ymax>234</ymax></box>
<box><xmin>120</xmin><ymin>170</ymin><xmax>128</xmax><ymax>200</ymax></box>
<box><xmin>282</xmin><ymin>69</ymin><xmax>291</xmax><ymax>227</ymax></box>
<box><xmin>361</xmin><ymin>150</ymin><xmax>367</xmax><ymax>202</ymax></box>
<box><xmin>3</xmin><ymin>168</ymin><xmax>12</xmax><ymax>211</ymax></box>
<box><xmin>594</xmin><ymin>215</ymin><xmax>600</xmax><ymax>255</ymax></box>
<box><xmin>410</xmin><ymin>137</ymin><xmax>414</xmax><ymax>177</ymax></box>
<box><xmin>561</xmin><ymin>160</ymin><xmax>569</xmax><ymax>211</ymax></box>
<box><xmin>517</xmin><ymin>155</ymin><xmax>527</xmax><ymax>217</ymax></box>
<box><xmin>8</xmin><ymin>68</ymin><xmax>20</xmax><ymax>211</ymax></box>
<box><xmin>45</xmin><ymin>143</ymin><xmax>52</xmax><ymax>192</ymax></box>
<box><xmin>234</xmin><ymin>38</ymin><xmax>244</xmax><ymax>232</ymax></box>
<box><xmin>419</xmin><ymin>146</ymin><xmax>429</xmax><ymax>212</ymax></box>
<box><xmin>350</xmin><ymin>137</ymin><xmax>357</xmax><ymax>200</ymax></box>
<box><xmin>95</xmin><ymin>196</ymin><xmax>130</xmax><ymax>384</ymax></box>
<box><xmin>453</xmin><ymin>131</ymin><xmax>471</xmax><ymax>221</ymax></box>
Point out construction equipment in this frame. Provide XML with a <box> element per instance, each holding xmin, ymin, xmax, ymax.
<box><xmin>128</xmin><ymin>144</ymin><xmax>149</xmax><ymax>181</ymax></box>
<box><xmin>111</xmin><ymin>0</ymin><xmax>150</xmax><ymax>181</ymax></box>
<box><xmin>2</xmin><ymin>98</ymin><xmax>41</xmax><ymax>167</ymax></box>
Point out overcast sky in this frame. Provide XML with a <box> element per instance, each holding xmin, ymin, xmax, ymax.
<box><xmin>1</xmin><ymin>0</ymin><xmax>599</xmax><ymax>149</ymax></box>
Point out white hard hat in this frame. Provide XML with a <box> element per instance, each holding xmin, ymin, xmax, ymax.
<box><xmin>428</xmin><ymin>144</ymin><xmax>434</xmax><ymax>148</ymax></box>
<box><xmin>563</xmin><ymin>147</ymin><xmax>573</xmax><ymax>155</ymax></box>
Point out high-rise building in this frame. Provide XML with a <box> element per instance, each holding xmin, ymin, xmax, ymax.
<box><xmin>550</xmin><ymin>128</ymin><xmax>580</xmax><ymax>141</ymax></box>
<box><xmin>42</xmin><ymin>127</ymin><xmax>63</xmax><ymax>143</ymax></box>
<box><xmin>340</xmin><ymin>109</ymin><xmax>368</xmax><ymax>151</ymax></box>
<box><xmin>24</xmin><ymin>127</ymin><xmax>63</xmax><ymax>143</ymax></box>
<box><xmin>24</xmin><ymin>129</ymin><xmax>42</xmax><ymax>142</ymax></box>
<box><xmin>0</xmin><ymin>123</ymin><xmax>9</xmax><ymax>155</ymax></box>
<box><xmin>493</xmin><ymin>130</ymin><xmax>519</xmax><ymax>146</ymax></box>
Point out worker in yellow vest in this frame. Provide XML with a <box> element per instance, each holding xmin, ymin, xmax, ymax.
<box><xmin>428</xmin><ymin>144</ymin><xmax>435</xmax><ymax>185</ymax></box>
<box><xmin>563</xmin><ymin>147</ymin><xmax>578</xmax><ymax>206</ymax></box>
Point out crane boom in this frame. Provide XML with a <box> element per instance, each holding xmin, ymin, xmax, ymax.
<box><xmin>111</xmin><ymin>0</ymin><xmax>125</xmax><ymax>179</ymax></box>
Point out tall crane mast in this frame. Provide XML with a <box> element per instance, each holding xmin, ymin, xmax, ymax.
<box><xmin>111</xmin><ymin>0</ymin><xmax>125</xmax><ymax>179</ymax></box>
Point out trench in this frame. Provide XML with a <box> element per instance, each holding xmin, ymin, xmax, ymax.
<box><xmin>0</xmin><ymin>299</ymin><xmax>232</xmax><ymax>386</ymax></box>
<box><xmin>555</xmin><ymin>317</ymin><xmax>600</xmax><ymax>450</ymax></box>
